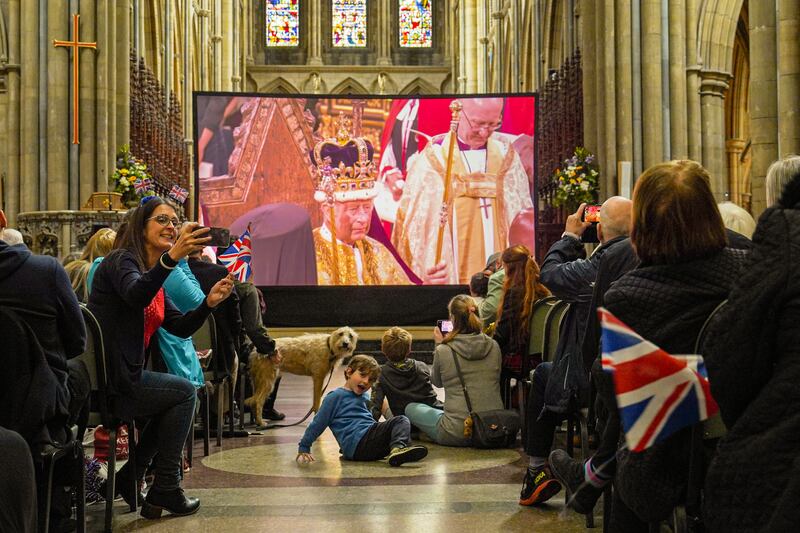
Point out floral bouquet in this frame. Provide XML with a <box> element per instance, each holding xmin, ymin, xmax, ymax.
<box><xmin>110</xmin><ymin>145</ymin><xmax>153</xmax><ymax>206</ymax></box>
<box><xmin>551</xmin><ymin>147</ymin><xmax>599</xmax><ymax>209</ymax></box>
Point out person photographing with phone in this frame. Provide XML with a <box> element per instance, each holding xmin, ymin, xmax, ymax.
<box><xmin>404</xmin><ymin>295</ymin><xmax>504</xmax><ymax>446</ymax></box>
<box><xmin>516</xmin><ymin>197</ymin><xmax>632</xmax><ymax>506</ymax></box>
<box><xmin>88</xmin><ymin>196</ymin><xmax>235</xmax><ymax>519</ymax></box>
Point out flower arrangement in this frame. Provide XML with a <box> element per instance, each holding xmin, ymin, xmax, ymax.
<box><xmin>551</xmin><ymin>147</ymin><xmax>599</xmax><ymax>209</ymax></box>
<box><xmin>110</xmin><ymin>145</ymin><xmax>153</xmax><ymax>206</ymax></box>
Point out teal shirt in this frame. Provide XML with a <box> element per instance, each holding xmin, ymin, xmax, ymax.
<box><xmin>89</xmin><ymin>257</ymin><xmax>205</xmax><ymax>387</ymax></box>
<box><xmin>298</xmin><ymin>388</ymin><xmax>375</xmax><ymax>459</ymax></box>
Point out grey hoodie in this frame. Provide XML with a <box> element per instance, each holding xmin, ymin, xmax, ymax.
<box><xmin>431</xmin><ymin>333</ymin><xmax>503</xmax><ymax>446</ymax></box>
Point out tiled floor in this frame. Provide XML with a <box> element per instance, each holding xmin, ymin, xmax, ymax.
<box><xmin>86</xmin><ymin>371</ymin><xmax>594</xmax><ymax>532</ymax></box>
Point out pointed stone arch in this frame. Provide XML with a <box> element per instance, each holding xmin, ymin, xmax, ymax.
<box><xmin>260</xmin><ymin>77</ymin><xmax>300</xmax><ymax>94</ymax></box>
<box><xmin>399</xmin><ymin>77</ymin><xmax>438</xmax><ymax>95</ymax></box>
<box><xmin>330</xmin><ymin>77</ymin><xmax>369</xmax><ymax>95</ymax></box>
<box><xmin>697</xmin><ymin>0</ymin><xmax>746</xmax><ymax>75</ymax></box>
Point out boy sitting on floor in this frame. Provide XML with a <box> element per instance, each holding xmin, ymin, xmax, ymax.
<box><xmin>370</xmin><ymin>327</ymin><xmax>443</xmax><ymax>421</ymax></box>
<box><xmin>296</xmin><ymin>354</ymin><xmax>428</xmax><ymax>467</ymax></box>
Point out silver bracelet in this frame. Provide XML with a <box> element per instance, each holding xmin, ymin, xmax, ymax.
<box><xmin>159</xmin><ymin>253</ymin><xmax>177</xmax><ymax>270</ymax></box>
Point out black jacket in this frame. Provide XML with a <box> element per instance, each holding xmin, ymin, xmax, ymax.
<box><xmin>604</xmin><ymin>247</ymin><xmax>748</xmax><ymax>524</ymax></box>
<box><xmin>370</xmin><ymin>359</ymin><xmax>443</xmax><ymax>419</ymax></box>
<box><xmin>540</xmin><ymin>234</ymin><xmax>627</xmax><ymax>413</ymax></box>
<box><xmin>704</xmin><ymin>179</ymin><xmax>800</xmax><ymax>533</ymax></box>
<box><xmin>88</xmin><ymin>249</ymin><xmax>212</xmax><ymax>402</ymax></box>
<box><xmin>0</xmin><ymin>242</ymin><xmax>84</xmax><ymax>445</ymax></box>
<box><xmin>188</xmin><ymin>258</ymin><xmax>242</xmax><ymax>371</ymax></box>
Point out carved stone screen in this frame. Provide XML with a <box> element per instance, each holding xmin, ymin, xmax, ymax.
<box><xmin>332</xmin><ymin>0</ymin><xmax>367</xmax><ymax>47</ymax></box>
<box><xmin>194</xmin><ymin>94</ymin><xmax>537</xmax><ymax>286</ymax></box>
<box><xmin>266</xmin><ymin>0</ymin><xmax>300</xmax><ymax>47</ymax></box>
<box><xmin>399</xmin><ymin>0</ymin><xmax>432</xmax><ymax>47</ymax></box>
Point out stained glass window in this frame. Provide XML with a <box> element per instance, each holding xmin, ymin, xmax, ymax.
<box><xmin>266</xmin><ymin>0</ymin><xmax>299</xmax><ymax>47</ymax></box>
<box><xmin>332</xmin><ymin>0</ymin><xmax>367</xmax><ymax>47</ymax></box>
<box><xmin>399</xmin><ymin>0</ymin><xmax>432</xmax><ymax>48</ymax></box>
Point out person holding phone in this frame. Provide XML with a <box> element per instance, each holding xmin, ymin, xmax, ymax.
<box><xmin>405</xmin><ymin>295</ymin><xmax>503</xmax><ymax>446</ymax></box>
<box><xmin>88</xmin><ymin>196</ymin><xmax>234</xmax><ymax>519</ymax></box>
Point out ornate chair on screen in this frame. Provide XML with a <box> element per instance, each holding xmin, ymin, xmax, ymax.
<box><xmin>230</xmin><ymin>203</ymin><xmax>317</xmax><ymax>286</ymax></box>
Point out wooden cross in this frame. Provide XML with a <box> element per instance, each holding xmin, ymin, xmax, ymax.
<box><xmin>479</xmin><ymin>197</ymin><xmax>492</xmax><ymax>218</ymax></box>
<box><xmin>53</xmin><ymin>13</ymin><xmax>97</xmax><ymax>144</ymax></box>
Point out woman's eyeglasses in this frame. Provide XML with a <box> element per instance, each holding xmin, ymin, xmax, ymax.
<box><xmin>147</xmin><ymin>214</ymin><xmax>181</xmax><ymax>228</ymax></box>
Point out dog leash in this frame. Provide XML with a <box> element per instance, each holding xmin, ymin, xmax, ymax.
<box><xmin>261</xmin><ymin>366</ymin><xmax>336</xmax><ymax>429</ymax></box>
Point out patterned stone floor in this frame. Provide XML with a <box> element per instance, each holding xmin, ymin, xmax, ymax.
<box><xmin>85</xmin><ymin>371</ymin><xmax>594</xmax><ymax>532</ymax></box>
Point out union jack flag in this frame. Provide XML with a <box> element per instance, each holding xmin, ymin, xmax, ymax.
<box><xmin>134</xmin><ymin>177</ymin><xmax>152</xmax><ymax>194</ymax></box>
<box><xmin>600</xmin><ymin>307</ymin><xmax>719</xmax><ymax>452</ymax></box>
<box><xmin>168</xmin><ymin>184</ymin><xmax>189</xmax><ymax>204</ymax></box>
<box><xmin>218</xmin><ymin>225</ymin><xmax>252</xmax><ymax>282</ymax></box>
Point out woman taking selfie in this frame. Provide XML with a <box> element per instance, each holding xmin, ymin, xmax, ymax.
<box><xmin>405</xmin><ymin>294</ymin><xmax>503</xmax><ymax>446</ymax></box>
<box><xmin>88</xmin><ymin>196</ymin><xmax>233</xmax><ymax>519</ymax></box>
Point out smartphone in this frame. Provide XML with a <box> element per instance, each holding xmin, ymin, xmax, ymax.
<box><xmin>205</xmin><ymin>227</ymin><xmax>231</xmax><ymax>248</ymax></box>
<box><xmin>437</xmin><ymin>319</ymin><xmax>453</xmax><ymax>334</ymax></box>
<box><xmin>581</xmin><ymin>204</ymin><xmax>602</xmax><ymax>223</ymax></box>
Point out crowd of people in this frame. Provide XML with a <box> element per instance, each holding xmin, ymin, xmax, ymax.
<box><xmin>1</xmin><ymin>154</ymin><xmax>799</xmax><ymax>532</ymax></box>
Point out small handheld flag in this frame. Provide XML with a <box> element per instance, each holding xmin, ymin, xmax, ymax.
<box><xmin>168</xmin><ymin>184</ymin><xmax>189</xmax><ymax>204</ymax></box>
<box><xmin>218</xmin><ymin>225</ymin><xmax>252</xmax><ymax>282</ymax></box>
<box><xmin>599</xmin><ymin>308</ymin><xmax>719</xmax><ymax>452</ymax></box>
<box><xmin>134</xmin><ymin>177</ymin><xmax>153</xmax><ymax>194</ymax></box>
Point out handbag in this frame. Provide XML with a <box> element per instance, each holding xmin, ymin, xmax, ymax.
<box><xmin>450</xmin><ymin>346</ymin><xmax>520</xmax><ymax>449</ymax></box>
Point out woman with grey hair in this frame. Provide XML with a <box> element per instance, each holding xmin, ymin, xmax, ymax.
<box><xmin>766</xmin><ymin>155</ymin><xmax>800</xmax><ymax>205</ymax></box>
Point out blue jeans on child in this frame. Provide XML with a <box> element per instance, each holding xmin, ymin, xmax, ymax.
<box><xmin>405</xmin><ymin>403</ymin><xmax>444</xmax><ymax>442</ymax></box>
<box><xmin>115</xmin><ymin>370</ymin><xmax>197</xmax><ymax>490</ymax></box>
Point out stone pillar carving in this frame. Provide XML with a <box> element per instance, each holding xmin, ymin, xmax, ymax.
<box><xmin>377</xmin><ymin>0</ymin><xmax>391</xmax><ymax>66</ymax></box>
<box><xmin>640</xmin><ymin>0</ymin><xmax>663</xmax><ymax>168</ymax></box>
<box><xmin>79</xmin><ymin>1</ymin><xmax>98</xmax><ymax>206</ymax></box>
<box><xmin>726</xmin><ymin>137</ymin><xmax>748</xmax><ymax>208</ymax></box>
<box><xmin>307</xmin><ymin>0</ymin><xmax>322</xmax><ymax>66</ymax></box>
<box><xmin>777</xmin><ymin>0</ymin><xmax>800</xmax><ymax>155</ymax></box>
<box><xmin>47</xmin><ymin>0</ymin><xmax>69</xmax><ymax>210</ymax></box>
<box><xmin>95</xmin><ymin>0</ymin><xmax>109</xmax><ymax>193</ymax></box>
<box><xmin>668</xmin><ymin>0</ymin><xmax>688</xmax><ymax>159</ymax></box>
<box><xmin>748</xmin><ymin>1</ymin><xmax>778</xmax><ymax>215</ymax></box>
<box><xmin>463</xmin><ymin>2</ymin><xmax>478</xmax><ymax>93</ymax></box>
<box><xmin>601</xmin><ymin>0</ymin><xmax>616</xmax><ymax>197</ymax></box>
<box><xmin>221</xmin><ymin>0</ymin><xmax>233</xmax><ymax>90</ymax></box>
<box><xmin>581</xmin><ymin>0</ymin><xmax>597</xmax><ymax>156</ymax></box>
<box><xmin>614</xmin><ymin>0</ymin><xmax>633</xmax><ymax>164</ymax></box>
<box><xmin>700</xmin><ymin>70</ymin><xmax>731</xmax><ymax>199</ymax></box>
<box><xmin>116</xmin><ymin>0</ymin><xmax>130</xmax><ymax>151</ymax></box>
<box><xmin>6</xmin><ymin>0</ymin><xmax>21</xmax><ymax>224</ymax></box>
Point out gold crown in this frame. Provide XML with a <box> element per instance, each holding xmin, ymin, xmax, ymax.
<box><xmin>313</xmin><ymin>113</ymin><xmax>377</xmax><ymax>203</ymax></box>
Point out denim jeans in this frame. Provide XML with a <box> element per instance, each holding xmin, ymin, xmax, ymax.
<box><xmin>116</xmin><ymin>370</ymin><xmax>196</xmax><ymax>490</ymax></box>
<box><xmin>524</xmin><ymin>362</ymin><xmax>564</xmax><ymax>458</ymax></box>
<box><xmin>405</xmin><ymin>402</ymin><xmax>445</xmax><ymax>442</ymax></box>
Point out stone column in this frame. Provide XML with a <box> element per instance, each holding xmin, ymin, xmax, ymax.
<box><xmin>94</xmin><ymin>0</ymin><xmax>108</xmax><ymax>192</ymax></box>
<box><xmin>668</xmin><ymin>0</ymin><xmax>688</xmax><ymax>159</ymax></box>
<box><xmin>116</xmin><ymin>0</ymin><xmax>130</xmax><ymax>155</ymax></box>
<box><xmin>6</xmin><ymin>0</ymin><xmax>21</xmax><ymax>222</ymax></box>
<box><xmin>307</xmin><ymin>0</ymin><xmax>322</xmax><ymax>66</ymax></box>
<box><xmin>581</xmin><ymin>0</ymin><xmax>597</xmax><ymax>155</ymax></box>
<box><xmin>601</xmin><ymin>0</ymin><xmax>617</xmax><ymax>197</ymax></box>
<box><xmin>221</xmin><ymin>0</ymin><xmax>233</xmax><ymax>90</ymax></box>
<box><xmin>107</xmin><ymin>0</ymin><xmax>117</xmax><ymax>166</ymax></box>
<box><xmin>47</xmin><ymin>0</ymin><xmax>69</xmax><ymax>210</ymax></box>
<box><xmin>700</xmin><ymin>71</ymin><xmax>730</xmax><ymax>199</ymax></box>
<box><xmin>79</xmin><ymin>0</ymin><xmax>97</xmax><ymax>205</ymax></box>
<box><xmin>593</xmin><ymin>0</ymin><xmax>606</xmax><ymax>172</ymax></box>
<box><xmin>777</xmin><ymin>0</ymin><xmax>800</xmax><ymax>155</ymax></box>
<box><xmin>377</xmin><ymin>0</ymin><xmax>391</xmax><ymax>66</ymax></box>
<box><xmin>685</xmin><ymin>0</ymin><xmax>702</xmax><ymax>162</ymax></box>
<box><xmin>748</xmin><ymin>0</ymin><xmax>778</xmax><ymax>215</ymax></box>
<box><xmin>726</xmin><ymin>138</ymin><xmax>747</xmax><ymax>206</ymax></box>
<box><xmin>463</xmin><ymin>2</ymin><xmax>478</xmax><ymax>93</ymax></box>
<box><xmin>614</xmin><ymin>0</ymin><xmax>633</xmax><ymax>166</ymax></box>
<box><xmin>640</xmin><ymin>0</ymin><xmax>663</xmax><ymax>168</ymax></box>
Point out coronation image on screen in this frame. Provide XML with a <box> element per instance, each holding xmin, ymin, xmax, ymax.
<box><xmin>195</xmin><ymin>94</ymin><xmax>536</xmax><ymax>287</ymax></box>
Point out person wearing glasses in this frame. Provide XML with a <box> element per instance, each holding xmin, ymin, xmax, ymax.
<box><xmin>392</xmin><ymin>97</ymin><xmax>534</xmax><ymax>284</ymax></box>
<box><xmin>88</xmin><ymin>196</ymin><xmax>234</xmax><ymax>519</ymax></box>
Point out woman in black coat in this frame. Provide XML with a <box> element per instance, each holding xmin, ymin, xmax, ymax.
<box><xmin>703</xmin><ymin>163</ymin><xmax>800</xmax><ymax>533</ymax></box>
<box><xmin>88</xmin><ymin>196</ymin><xmax>233</xmax><ymax>519</ymax></box>
<box><xmin>547</xmin><ymin>160</ymin><xmax>748</xmax><ymax>531</ymax></box>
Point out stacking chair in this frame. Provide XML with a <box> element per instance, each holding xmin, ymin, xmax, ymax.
<box><xmin>192</xmin><ymin>313</ymin><xmax>228</xmax><ymax>451</ymax></box>
<box><xmin>79</xmin><ymin>305</ymin><xmax>137</xmax><ymax>533</ymax></box>
<box><xmin>35</xmin><ymin>428</ymin><xmax>86</xmax><ymax>533</ymax></box>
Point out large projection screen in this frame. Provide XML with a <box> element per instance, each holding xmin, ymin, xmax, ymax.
<box><xmin>194</xmin><ymin>94</ymin><xmax>537</xmax><ymax>287</ymax></box>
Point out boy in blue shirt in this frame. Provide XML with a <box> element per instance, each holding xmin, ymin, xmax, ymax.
<box><xmin>296</xmin><ymin>355</ymin><xmax>428</xmax><ymax>466</ymax></box>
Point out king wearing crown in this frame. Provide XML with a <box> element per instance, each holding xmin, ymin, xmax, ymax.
<box><xmin>311</xmin><ymin>119</ymin><xmax>410</xmax><ymax>285</ymax></box>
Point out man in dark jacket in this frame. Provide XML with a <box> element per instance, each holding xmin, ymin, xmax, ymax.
<box><xmin>518</xmin><ymin>197</ymin><xmax>632</xmax><ymax>506</ymax></box>
<box><xmin>0</xmin><ymin>207</ymin><xmax>90</xmax><ymax>530</ymax></box>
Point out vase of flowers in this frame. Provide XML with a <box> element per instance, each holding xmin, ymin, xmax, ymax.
<box><xmin>551</xmin><ymin>147</ymin><xmax>600</xmax><ymax>210</ymax></box>
<box><xmin>110</xmin><ymin>145</ymin><xmax>152</xmax><ymax>207</ymax></box>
